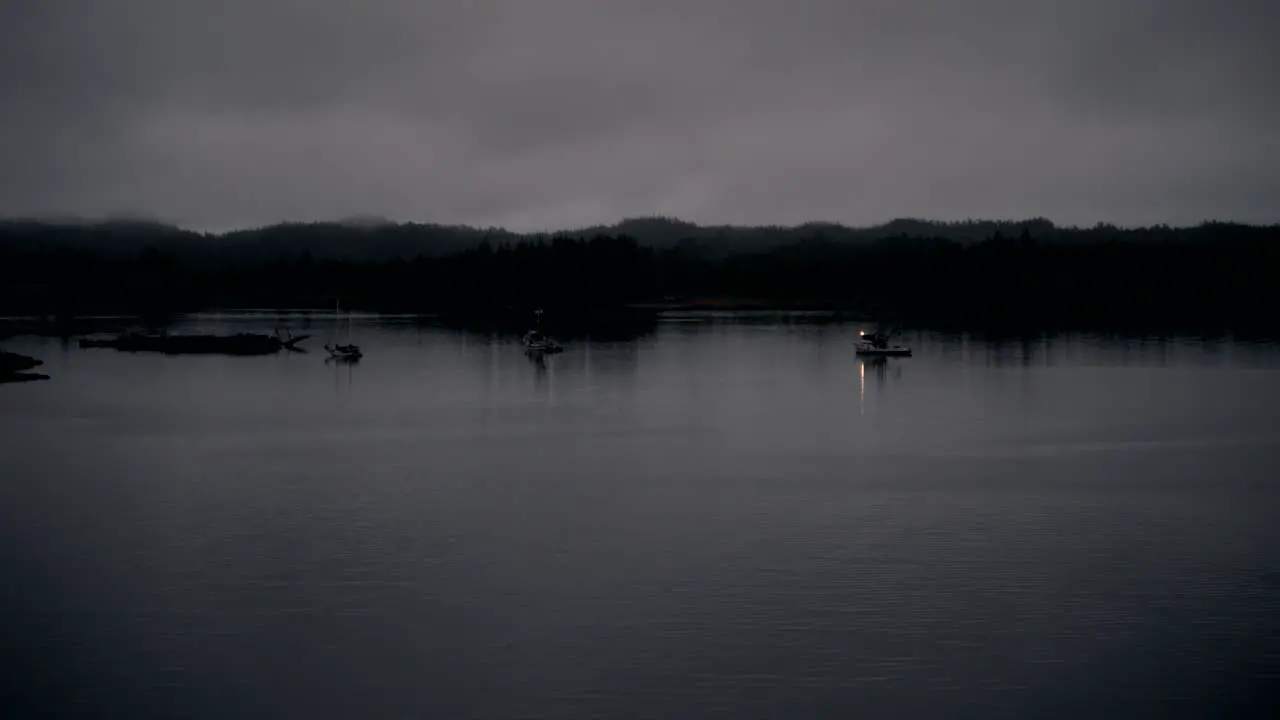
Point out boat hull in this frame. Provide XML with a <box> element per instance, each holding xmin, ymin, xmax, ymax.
<box><xmin>855</xmin><ymin>344</ymin><xmax>912</xmax><ymax>357</ymax></box>
<box><xmin>524</xmin><ymin>343</ymin><xmax>563</xmax><ymax>354</ymax></box>
<box><xmin>522</xmin><ymin>328</ymin><xmax>563</xmax><ymax>354</ymax></box>
<box><xmin>325</xmin><ymin>344</ymin><xmax>363</xmax><ymax>360</ymax></box>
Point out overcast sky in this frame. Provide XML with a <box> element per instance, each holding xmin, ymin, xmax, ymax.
<box><xmin>2</xmin><ymin>0</ymin><xmax>1276</xmax><ymax>231</ymax></box>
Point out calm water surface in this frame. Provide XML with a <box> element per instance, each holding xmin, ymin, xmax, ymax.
<box><xmin>2</xmin><ymin>314</ymin><xmax>1279</xmax><ymax>718</ymax></box>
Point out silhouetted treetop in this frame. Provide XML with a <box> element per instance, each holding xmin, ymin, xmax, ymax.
<box><xmin>3</xmin><ymin>215</ymin><xmax>1271</xmax><ymax>266</ymax></box>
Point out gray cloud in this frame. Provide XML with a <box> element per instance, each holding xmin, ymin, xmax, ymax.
<box><xmin>2</xmin><ymin>0</ymin><xmax>1277</xmax><ymax>230</ymax></box>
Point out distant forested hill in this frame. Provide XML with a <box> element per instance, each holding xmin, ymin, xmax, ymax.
<box><xmin>2</xmin><ymin>216</ymin><xmax>1277</xmax><ymax>331</ymax></box>
<box><xmin>0</xmin><ymin>215</ymin><xmax>1252</xmax><ymax>265</ymax></box>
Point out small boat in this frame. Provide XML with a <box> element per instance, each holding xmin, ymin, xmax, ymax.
<box><xmin>522</xmin><ymin>330</ymin><xmax>563</xmax><ymax>354</ymax></box>
<box><xmin>327</xmin><ymin>344</ymin><xmax>362</xmax><ymax>361</ymax></box>
<box><xmin>855</xmin><ymin>327</ymin><xmax>912</xmax><ymax>357</ymax></box>
<box><xmin>522</xmin><ymin>309</ymin><xmax>563</xmax><ymax>354</ymax></box>
<box><xmin>855</xmin><ymin>343</ymin><xmax>913</xmax><ymax>357</ymax></box>
<box><xmin>325</xmin><ymin>299</ymin><xmax>363</xmax><ymax>361</ymax></box>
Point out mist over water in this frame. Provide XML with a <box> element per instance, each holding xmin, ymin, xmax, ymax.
<box><xmin>2</xmin><ymin>314</ymin><xmax>1279</xmax><ymax>717</ymax></box>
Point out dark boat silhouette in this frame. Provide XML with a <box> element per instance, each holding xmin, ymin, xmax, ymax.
<box><xmin>323</xmin><ymin>299</ymin><xmax>363</xmax><ymax>361</ymax></box>
<box><xmin>855</xmin><ymin>325</ymin><xmax>912</xmax><ymax>357</ymax></box>
<box><xmin>522</xmin><ymin>308</ymin><xmax>563</xmax><ymax>354</ymax></box>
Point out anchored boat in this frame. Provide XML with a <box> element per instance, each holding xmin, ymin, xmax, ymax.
<box><xmin>522</xmin><ymin>308</ymin><xmax>563</xmax><ymax>354</ymax></box>
<box><xmin>324</xmin><ymin>299</ymin><xmax>363</xmax><ymax>361</ymax></box>
<box><xmin>855</xmin><ymin>327</ymin><xmax>912</xmax><ymax>357</ymax></box>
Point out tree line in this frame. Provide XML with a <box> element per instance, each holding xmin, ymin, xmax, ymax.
<box><xmin>1</xmin><ymin>218</ymin><xmax>1277</xmax><ymax>332</ymax></box>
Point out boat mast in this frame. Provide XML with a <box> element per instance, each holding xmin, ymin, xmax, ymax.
<box><xmin>333</xmin><ymin>298</ymin><xmax>341</xmax><ymax>346</ymax></box>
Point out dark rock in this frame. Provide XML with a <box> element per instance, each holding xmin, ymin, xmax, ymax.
<box><xmin>0</xmin><ymin>351</ymin><xmax>43</xmax><ymax>374</ymax></box>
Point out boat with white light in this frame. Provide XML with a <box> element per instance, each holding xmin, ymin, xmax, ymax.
<box><xmin>522</xmin><ymin>308</ymin><xmax>563</xmax><ymax>354</ymax></box>
<box><xmin>855</xmin><ymin>327</ymin><xmax>912</xmax><ymax>356</ymax></box>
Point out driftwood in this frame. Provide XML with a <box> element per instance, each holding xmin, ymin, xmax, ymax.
<box><xmin>79</xmin><ymin>331</ymin><xmax>310</xmax><ymax>356</ymax></box>
<box><xmin>0</xmin><ymin>351</ymin><xmax>47</xmax><ymax>383</ymax></box>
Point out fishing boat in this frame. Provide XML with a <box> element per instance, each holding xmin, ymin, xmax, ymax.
<box><xmin>325</xmin><ymin>300</ymin><xmax>363</xmax><ymax>361</ymax></box>
<box><xmin>523</xmin><ymin>330</ymin><xmax>563</xmax><ymax>354</ymax></box>
<box><xmin>855</xmin><ymin>327</ymin><xmax>912</xmax><ymax>356</ymax></box>
<box><xmin>522</xmin><ymin>309</ymin><xmax>563</xmax><ymax>354</ymax></box>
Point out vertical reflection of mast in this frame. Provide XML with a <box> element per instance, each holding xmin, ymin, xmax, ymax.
<box><xmin>859</xmin><ymin>360</ymin><xmax>865</xmax><ymax>416</ymax></box>
<box><xmin>489</xmin><ymin>336</ymin><xmax>498</xmax><ymax>398</ymax></box>
<box><xmin>548</xmin><ymin>353</ymin><xmax>556</xmax><ymax>405</ymax></box>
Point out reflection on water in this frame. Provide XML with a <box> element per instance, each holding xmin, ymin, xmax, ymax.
<box><xmin>1</xmin><ymin>314</ymin><xmax>1279</xmax><ymax>719</ymax></box>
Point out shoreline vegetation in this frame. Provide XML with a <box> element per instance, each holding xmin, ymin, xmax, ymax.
<box><xmin>2</xmin><ymin>216</ymin><xmax>1278</xmax><ymax>336</ymax></box>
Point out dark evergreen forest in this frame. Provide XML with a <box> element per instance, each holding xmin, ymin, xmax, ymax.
<box><xmin>2</xmin><ymin>216</ymin><xmax>1277</xmax><ymax>332</ymax></box>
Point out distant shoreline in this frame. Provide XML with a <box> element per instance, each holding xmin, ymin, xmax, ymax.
<box><xmin>5</xmin><ymin>301</ymin><xmax>1278</xmax><ymax>343</ymax></box>
<box><xmin>3</xmin><ymin>218</ymin><xmax>1276</xmax><ymax>336</ymax></box>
